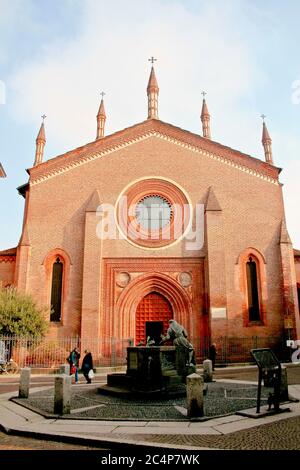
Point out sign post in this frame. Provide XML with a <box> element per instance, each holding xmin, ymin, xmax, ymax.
<box><xmin>251</xmin><ymin>348</ymin><xmax>283</xmax><ymax>414</ymax></box>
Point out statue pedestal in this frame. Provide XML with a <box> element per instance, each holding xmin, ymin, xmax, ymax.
<box><xmin>98</xmin><ymin>346</ymin><xmax>195</xmax><ymax>398</ymax></box>
<box><xmin>127</xmin><ymin>346</ymin><xmax>177</xmax><ymax>392</ymax></box>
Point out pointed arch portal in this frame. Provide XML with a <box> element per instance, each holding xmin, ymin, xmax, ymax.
<box><xmin>99</xmin><ymin>258</ymin><xmax>205</xmax><ymax>360</ymax></box>
<box><xmin>116</xmin><ymin>272</ymin><xmax>193</xmax><ymax>343</ymax></box>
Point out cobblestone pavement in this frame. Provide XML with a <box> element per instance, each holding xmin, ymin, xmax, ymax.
<box><xmin>0</xmin><ymin>430</ymin><xmax>106</xmax><ymax>450</ymax></box>
<box><xmin>112</xmin><ymin>364</ymin><xmax>300</xmax><ymax>450</ymax></box>
<box><xmin>10</xmin><ymin>364</ymin><xmax>299</xmax><ymax>421</ymax></box>
<box><xmin>111</xmin><ymin>415</ymin><xmax>300</xmax><ymax>450</ymax></box>
<box><xmin>13</xmin><ymin>381</ymin><xmax>270</xmax><ymax>420</ymax></box>
<box><xmin>1</xmin><ymin>364</ymin><xmax>300</xmax><ymax>451</ymax></box>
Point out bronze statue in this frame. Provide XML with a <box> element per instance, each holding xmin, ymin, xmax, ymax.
<box><xmin>160</xmin><ymin>319</ymin><xmax>195</xmax><ymax>366</ymax></box>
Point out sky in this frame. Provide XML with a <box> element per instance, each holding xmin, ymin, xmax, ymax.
<box><xmin>0</xmin><ymin>0</ymin><xmax>300</xmax><ymax>250</ymax></box>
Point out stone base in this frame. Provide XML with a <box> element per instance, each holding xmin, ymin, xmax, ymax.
<box><xmin>236</xmin><ymin>406</ymin><xmax>291</xmax><ymax>419</ymax></box>
<box><xmin>99</xmin><ymin>346</ymin><xmax>195</xmax><ymax>400</ymax></box>
<box><xmin>98</xmin><ymin>380</ymin><xmax>186</xmax><ymax>399</ymax></box>
<box><xmin>107</xmin><ymin>373</ymin><xmax>132</xmax><ymax>388</ymax></box>
<box><xmin>288</xmin><ymin>395</ymin><xmax>300</xmax><ymax>403</ymax></box>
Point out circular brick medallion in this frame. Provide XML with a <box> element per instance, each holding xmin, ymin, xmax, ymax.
<box><xmin>178</xmin><ymin>272</ymin><xmax>192</xmax><ymax>287</ymax></box>
<box><xmin>116</xmin><ymin>272</ymin><xmax>131</xmax><ymax>288</ymax></box>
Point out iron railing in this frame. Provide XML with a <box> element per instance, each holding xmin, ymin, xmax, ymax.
<box><xmin>210</xmin><ymin>336</ymin><xmax>289</xmax><ymax>364</ymax></box>
<box><xmin>0</xmin><ymin>334</ymin><xmax>290</xmax><ymax>369</ymax></box>
<box><xmin>0</xmin><ymin>335</ymin><xmax>133</xmax><ymax>369</ymax></box>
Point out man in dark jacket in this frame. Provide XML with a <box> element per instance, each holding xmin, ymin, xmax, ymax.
<box><xmin>82</xmin><ymin>349</ymin><xmax>94</xmax><ymax>383</ymax></box>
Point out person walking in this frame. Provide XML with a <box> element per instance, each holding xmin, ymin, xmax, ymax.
<box><xmin>68</xmin><ymin>347</ymin><xmax>81</xmax><ymax>383</ymax></box>
<box><xmin>209</xmin><ymin>343</ymin><xmax>217</xmax><ymax>371</ymax></box>
<box><xmin>82</xmin><ymin>349</ymin><xmax>94</xmax><ymax>384</ymax></box>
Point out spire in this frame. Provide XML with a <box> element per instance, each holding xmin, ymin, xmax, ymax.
<box><xmin>147</xmin><ymin>57</ymin><xmax>159</xmax><ymax>119</ymax></box>
<box><xmin>0</xmin><ymin>163</ymin><xmax>6</xmax><ymax>178</ymax></box>
<box><xmin>96</xmin><ymin>92</ymin><xmax>106</xmax><ymax>140</ymax></box>
<box><xmin>34</xmin><ymin>115</ymin><xmax>46</xmax><ymax>166</ymax></box>
<box><xmin>261</xmin><ymin>115</ymin><xmax>273</xmax><ymax>165</ymax></box>
<box><xmin>200</xmin><ymin>91</ymin><xmax>211</xmax><ymax>139</ymax></box>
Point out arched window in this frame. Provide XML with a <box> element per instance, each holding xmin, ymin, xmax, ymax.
<box><xmin>237</xmin><ymin>248</ymin><xmax>266</xmax><ymax>327</ymax></box>
<box><xmin>246</xmin><ymin>256</ymin><xmax>260</xmax><ymax>321</ymax></box>
<box><xmin>50</xmin><ymin>257</ymin><xmax>63</xmax><ymax>322</ymax></box>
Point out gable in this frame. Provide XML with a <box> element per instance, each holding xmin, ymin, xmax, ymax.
<box><xmin>28</xmin><ymin>119</ymin><xmax>281</xmax><ymax>187</ymax></box>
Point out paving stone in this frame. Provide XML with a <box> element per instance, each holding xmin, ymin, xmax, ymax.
<box><xmin>125</xmin><ymin>415</ymin><xmax>300</xmax><ymax>449</ymax></box>
<box><xmin>13</xmin><ymin>381</ymin><xmax>271</xmax><ymax>421</ymax></box>
<box><xmin>2</xmin><ymin>365</ymin><xmax>300</xmax><ymax>450</ymax></box>
<box><xmin>0</xmin><ymin>430</ymin><xmax>107</xmax><ymax>450</ymax></box>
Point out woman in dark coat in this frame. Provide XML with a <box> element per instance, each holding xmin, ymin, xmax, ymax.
<box><xmin>82</xmin><ymin>349</ymin><xmax>94</xmax><ymax>383</ymax></box>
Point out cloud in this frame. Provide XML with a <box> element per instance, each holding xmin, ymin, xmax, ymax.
<box><xmin>9</xmin><ymin>0</ymin><xmax>261</xmax><ymax>153</ymax></box>
<box><xmin>0</xmin><ymin>0</ymin><xmax>37</xmax><ymax>64</ymax></box>
<box><xmin>275</xmin><ymin>133</ymin><xmax>300</xmax><ymax>248</ymax></box>
<box><xmin>5</xmin><ymin>0</ymin><xmax>300</xmax><ymax>248</ymax></box>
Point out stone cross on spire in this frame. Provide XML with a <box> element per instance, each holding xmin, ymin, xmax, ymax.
<box><xmin>147</xmin><ymin>57</ymin><xmax>159</xmax><ymax>119</ymax></box>
<box><xmin>148</xmin><ymin>56</ymin><xmax>157</xmax><ymax>65</ymax></box>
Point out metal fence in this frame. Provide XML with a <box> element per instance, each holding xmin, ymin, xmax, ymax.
<box><xmin>210</xmin><ymin>336</ymin><xmax>289</xmax><ymax>364</ymax></box>
<box><xmin>0</xmin><ymin>335</ymin><xmax>134</xmax><ymax>369</ymax></box>
<box><xmin>189</xmin><ymin>335</ymin><xmax>290</xmax><ymax>364</ymax></box>
<box><xmin>0</xmin><ymin>334</ymin><xmax>290</xmax><ymax>369</ymax></box>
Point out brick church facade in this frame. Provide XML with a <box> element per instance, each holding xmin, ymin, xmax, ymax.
<box><xmin>1</xmin><ymin>66</ymin><xmax>300</xmax><ymax>360</ymax></box>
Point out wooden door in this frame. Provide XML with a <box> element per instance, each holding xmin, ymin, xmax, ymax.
<box><xmin>136</xmin><ymin>292</ymin><xmax>173</xmax><ymax>345</ymax></box>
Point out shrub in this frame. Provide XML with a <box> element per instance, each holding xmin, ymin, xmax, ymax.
<box><xmin>26</xmin><ymin>341</ymin><xmax>69</xmax><ymax>367</ymax></box>
<box><xmin>0</xmin><ymin>286</ymin><xmax>48</xmax><ymax>337</ymax></box>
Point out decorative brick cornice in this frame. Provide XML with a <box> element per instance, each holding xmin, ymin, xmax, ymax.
<box><xmin>28</xmin><ymin>119</ymin><xmax>281</xmax><ymax>186</ymax></box>
<box><xmin>0</xmin><ymin>247</ymin><xmax>17</xmax><ymax>263</ymax></box>
<box><xmin>294</xmin><ymin>248</ymin><xmax>300</xmax><ymax>258</ymax></box>
<box><xmin>0</xmin><ymin>256</ymin><xmax>16</xmax><ymax>263</ymax></box>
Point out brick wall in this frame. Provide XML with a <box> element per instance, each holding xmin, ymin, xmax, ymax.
<box><xmin>295</xmin><ymin>257</ymin><xmax>300</xmax><ymax>284</ymax></box>
<box><xmin>0</xmin><ymin>258</ymin><xmax>15</xmax><ymax>286</ymax></box>
<box><xmin>9</xmin><ymin>130</ymin><xmax>291</xmax><ymax>344</ymax></box>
